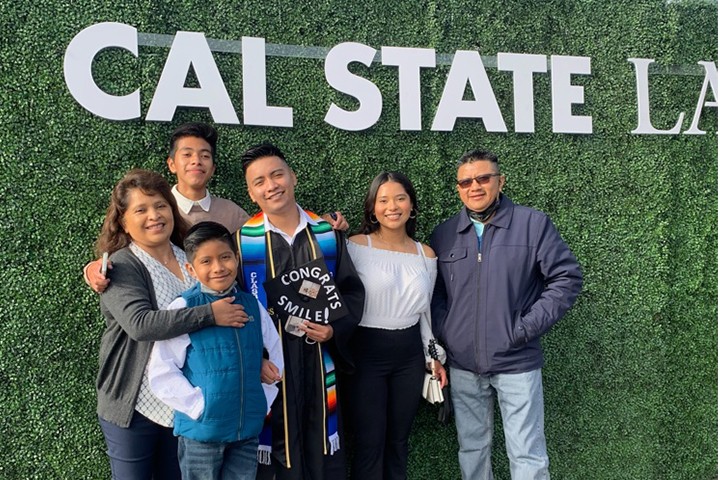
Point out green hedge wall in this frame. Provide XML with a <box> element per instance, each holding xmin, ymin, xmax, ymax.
<box><xmin>1</xmin><ymin>1</ymin><xmax>716</xmax><ymax>478</ymax></box>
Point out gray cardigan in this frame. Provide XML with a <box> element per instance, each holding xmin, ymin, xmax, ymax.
<box><xmin>97</xmin><ymin>247</ymin><xmax>215</xmax><ymax>427</ymax></box>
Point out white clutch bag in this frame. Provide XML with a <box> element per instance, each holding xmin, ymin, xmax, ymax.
<box><xmin>423</xmin><ymin>364</ymin><xmax>444</xmax><ymax>404</ymax></box>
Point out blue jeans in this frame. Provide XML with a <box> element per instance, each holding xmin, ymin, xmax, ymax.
<box><xmin>99</xmin><ymin>412</ymin><xmax>180</xmax><ymax>480</ymax></box>
<box><xmin>178</xmin><ymin>436</ymin><xmax>259</xmax><ymax>480</ymax></box>
<box><xmin>450</xmin><ymin>367</ymin><xmax>549</xmax><ymax>480</ymax></box>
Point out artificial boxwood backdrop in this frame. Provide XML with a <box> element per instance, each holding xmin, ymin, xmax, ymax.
<box><xmin>0</xmin><ymin>1</ymin><xmax>716</xmax><ymax>478</ymax></box>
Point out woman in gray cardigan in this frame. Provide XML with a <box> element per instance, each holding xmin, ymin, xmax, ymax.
<box><xmin>95</xmin><ymin>169</ymin><xmax>248</xmax><ymax>480</ymax></box>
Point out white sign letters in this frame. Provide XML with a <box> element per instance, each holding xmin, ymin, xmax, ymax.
<box><xmin>64</xmin><ymin>22</ymin><xmax>717</xmax><ymax>135</ymax></box>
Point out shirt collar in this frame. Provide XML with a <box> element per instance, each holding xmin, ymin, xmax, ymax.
<box><xmin>199</xmin><ymin>281</ymin><xmax>238</xmax><ymax>298</ymax></box>
<box><xmin>263</xmin><ymin>204</ymin><xmax>317</xmax><ymax>245</ymax></box>
<box><xmin>457</xmin><ymin>194</ymin><xmax>512</xmax><ymax>232</ymax></box>
<box><xmin>172</xmin><ymin>185</ymin><xmax>212</xmax><ymax>214</ymax></box>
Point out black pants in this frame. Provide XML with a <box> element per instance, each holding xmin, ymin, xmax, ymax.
<box><xmin>348</xmin><ymin>324</ymin><xmax>425</xmax><ymax>480</ymax></box>
<box><xmin>255</xmin><ymin>450</ymin><xmax>345</xmax><ymax>480</ymax></box>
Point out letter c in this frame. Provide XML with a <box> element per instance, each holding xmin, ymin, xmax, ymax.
<box><xmin>63</xmin><ymin>22</ymin><xmax>140</xmax><ymax>120</ymax></box>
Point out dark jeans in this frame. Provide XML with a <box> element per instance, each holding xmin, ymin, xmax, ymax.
<box><xmin>348</xmin><ymin>324</ymin><xmax>425</xmax><ymax>480</ymax></box>
<box><xmin>99</xmin><ymin>412</ymin><xmax>180</xmax><ymax>480</ymax></box>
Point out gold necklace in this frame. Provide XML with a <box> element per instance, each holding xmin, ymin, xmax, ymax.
<box><xmin>153</xmin><ymin>251</ymin><xmax>174</xmax><ymax>266</ymax></box>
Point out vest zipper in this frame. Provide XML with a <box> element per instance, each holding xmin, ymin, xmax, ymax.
<box><xmin>236</xmin><ymin>327</ymin><xmax>244</xmax><ymax>438</ymax></box>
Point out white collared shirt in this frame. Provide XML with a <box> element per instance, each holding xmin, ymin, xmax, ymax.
<box><xmin>172</xmin><ymin>185</ymin><xmax>212</xmax><ymax>214</ymax></box>
<box><xmin>263</xmin><ymin>204</ymin><xmax>318</xmax><ymax>246</ymax></box>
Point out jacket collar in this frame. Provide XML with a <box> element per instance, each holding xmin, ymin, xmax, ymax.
<box><xmin>456</xmin><ymin>194</ymin><xmax>513</xmax><ymax>233</ymax></box>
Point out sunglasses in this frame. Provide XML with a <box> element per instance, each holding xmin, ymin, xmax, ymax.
<box><xmin>456</xmin><ymin>173</ymin><xmax>501</xmax><ymax>189</ymax></box>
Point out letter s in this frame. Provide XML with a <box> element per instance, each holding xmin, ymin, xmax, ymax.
<box><xmin>324</xmin><ymin>42</ymin><xmax>382</xmax><ymax>131</ymax></box>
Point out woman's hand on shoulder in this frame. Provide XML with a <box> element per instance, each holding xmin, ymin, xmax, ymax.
<box><xmin>348</xmin><ymin>234</ymin><xmax>368</xmax><ymax>246</ymax></box>
<box><xmin>421</xmin><ymin>243</ymin><xmax>436</xmax><ymax>258</ymax></box>
<box><xmin>211</xmin><ymin>297</ymin><xmax>250</xmax><ymax>327</ymax></box>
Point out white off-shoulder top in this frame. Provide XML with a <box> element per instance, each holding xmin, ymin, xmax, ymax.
<box><xmin>347</xmin><ymin>236</ymin><xmax>445</xmax><ymax>363</ymax></box>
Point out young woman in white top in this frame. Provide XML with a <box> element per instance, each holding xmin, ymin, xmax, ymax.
<box><xmin>346</xmin><ymin>171</ymin><xmax>448</xmax><ymax>480</ymax></box>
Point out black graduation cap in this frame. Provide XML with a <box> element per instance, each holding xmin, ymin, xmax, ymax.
<box><xmin>263</xmin><ymin>258</ymin><xmax>349</xmax><ymax>327</ymax></box>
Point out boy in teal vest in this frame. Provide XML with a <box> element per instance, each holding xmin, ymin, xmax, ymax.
<box><xmin>148</xmin><ymin>221</ymin><xmax>283</xmax><ymax>480</ymax></box>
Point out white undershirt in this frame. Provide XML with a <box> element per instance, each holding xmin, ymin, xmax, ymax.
<box><xmin>263</xmin><ymin>205</ymin><xmax>317</xmax><ymax>246</ymax></box>
<box><xmin>147</xmin><ymin>296</ymin><xmax>284</xmax><ymax>419</ymax></box>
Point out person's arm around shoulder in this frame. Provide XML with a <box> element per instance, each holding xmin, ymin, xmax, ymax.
<box><xmin>101</xmin><ymin>251</ymin><xmax>248</xmax><ymax>341</ymax></box>
<box><xmin>147</xmin><ymin>297</ymin><xmax>204</xmax><ymax>419</ymax></box>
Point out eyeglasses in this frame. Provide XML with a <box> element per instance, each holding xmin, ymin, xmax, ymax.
<box><xmin>456</xmin><ymin>174</ymin><xmax>501</xmax><ymax>189</ymax></box>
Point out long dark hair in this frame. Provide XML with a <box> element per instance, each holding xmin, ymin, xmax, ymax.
<box><xmin>95</xmin><ymin>169</ymin><xmax>189</xmax><ymax>256</ymax></box>
<box><xmin>357</xmin><ymin>171</ymin><xmax>419</xmax><ymax>239</ymax></box>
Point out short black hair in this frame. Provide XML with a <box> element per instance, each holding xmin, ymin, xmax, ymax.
<box><xmin>457</xmin><ymin>149</ymin><xmax>499</xmax><ymax>168</ymax></box>
<box><xmin>241</xmin><ymin>142</ymin><xmax>287</xmax><ymax>173</ymax></box>
<box><xmin>169</xmin><ymin>122</ymin><xmax>218</xmax><ymax>160</ymax></box>
<box><xmin>183</xmin><ymin>221</ymin><xmax>237</xmax><ymax>263</ymax></box>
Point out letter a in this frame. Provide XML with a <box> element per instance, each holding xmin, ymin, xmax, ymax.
<box><xmin>684</xmin><ymin>61</ymin><xmax>718</xmax><ymax>135</ymax></box>
<box><xmin>147</xmin><ymin>32</ymin><xmax>239</xmax><ymax>123</ymax></box>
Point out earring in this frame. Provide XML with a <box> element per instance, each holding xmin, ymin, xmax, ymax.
<box><xmin>409</xmin><ymin>209</ymin><xmax>417</xmax><ymax>219</ymax></box>
<box><xmin>370</xmin><ymin>214</ymin><xmax>379</xmax><ymax>224</ymax></box>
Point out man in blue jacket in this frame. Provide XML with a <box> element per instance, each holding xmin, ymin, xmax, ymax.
<box><xmin>430</xmin><ymin>149</ymin><xmax>582</xmax><ymax>480</ymax></box>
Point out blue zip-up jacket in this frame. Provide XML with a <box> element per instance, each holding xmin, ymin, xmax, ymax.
<box><xmin>174</xmin><ymin>284</ymin><xmax>266</xmax><ymax>443</ymax></box>
<box><xmin>430</xmin><ymin>195</ymin><xmax>582</xmax><ymax>375</ymax></box>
